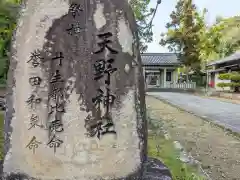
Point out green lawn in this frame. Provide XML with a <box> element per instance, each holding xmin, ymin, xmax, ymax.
<box><xmin>148</xmin><ymin>116</ymin><xmax>205</xmax><ymax>180</ymax></box>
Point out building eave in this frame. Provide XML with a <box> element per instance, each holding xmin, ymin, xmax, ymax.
<box><xmin>141</xmin><ymin>53</ymin><xmax>181</xmax><ymax>66</ymax></box>
<box><xmin>207</xmin><ymin>52</ymin><xmax>240</xmax><ymax>66</ymax></box>
<box><xmin>143</xmin><ymin>63</ymin><xmax>181</xmax><ymax>66</ymax></box>
<box><xmin>207</xmin><ymin>68</ymin><xmax>225</xmax><ymax>73</ymax></box>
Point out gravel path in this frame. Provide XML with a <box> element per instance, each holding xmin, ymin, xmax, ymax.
<box><xmin>147</xmin><ymin>92</ymin><xmax>240</xmax><ymax>133</ymax></box>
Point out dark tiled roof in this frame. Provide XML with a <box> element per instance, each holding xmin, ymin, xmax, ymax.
<box><xmin>141</xmin><ymin>53</ymin><xmax>181</xmax><ymax>65</ymax></box>
<box><xmin>207</xmin><ymin>51</ymin><xmax>240</xmax><ymax>66</ymax></box>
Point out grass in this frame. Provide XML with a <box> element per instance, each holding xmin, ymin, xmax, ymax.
<box><xmin>147</xmin><ymin>116</ymin><xmax>206</xmax><ymax>180</ymax></box>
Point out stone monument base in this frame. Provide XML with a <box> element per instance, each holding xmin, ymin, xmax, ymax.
<box><xmin>1</xmin><ymin>157</ymin><xmax>172</xmax><ymax>180</ymax></box>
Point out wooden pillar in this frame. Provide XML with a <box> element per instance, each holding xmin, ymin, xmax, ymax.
<box><xmin>143</xmin><ymin>67</ymin><xmax>146</xmax><ymax>88</ymax></box>
<box><xmin>159</xmin><ymin>69</ymin><xmax>162</xmax><ymax>87</ymax></box>
<box><xmin>174</xmin><ymin>69</ymin><xmax>178</xmax><ymax>83</ymax></box>
<box><xmin>143</xmin><ymin>67</ymin><xmax>146</xmax><ymax>80</ymax></box>
<box><xmin>163</xmin><ymin>68</ymin><xmax>166</xmax><ymax>88</ymax></box>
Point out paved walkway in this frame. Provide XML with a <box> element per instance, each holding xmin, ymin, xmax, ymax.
<box><xmin>147</xmin><ymin>92</ymin><xmax>240</xmax><ymax>133</ymax></box>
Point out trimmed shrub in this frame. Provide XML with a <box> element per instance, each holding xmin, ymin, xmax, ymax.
<box><xmin>229</xmin><ymin>82</ymin><xmax>240</xmax><ymax>88</ymax></box>
<box><xmin>218</xmin><ymin>72</ymin><xmax>240</xmax><ymax>92</ymax></box>
<box><xmin>217</xmin><ymin>82</ymin><xmax>228</xmax><ymax>88</ymax></box>
<box><xmin>230</xmin><ymin>74</ymin><xmax>240</xmax><ymax>81</ymax></box>
<box><xmin>218</xmin><ymin>73</ymin><xmax>230</xmax><ymax>80</ymax></box>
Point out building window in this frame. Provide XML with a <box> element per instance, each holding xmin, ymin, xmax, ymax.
<box><xmin>166</xmin><ymin>71</ymin><xmax>172</xmax><ymax>81</ymax></box>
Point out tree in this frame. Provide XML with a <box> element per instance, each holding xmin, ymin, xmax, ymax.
<box><xmin>130</xmin><ymin>0</ymin><xmax>161</xmax><ymax>52</ymax></box>
<box><xmin>0</xmin><ymin>0</ymin><xmax>20</xmax><ymax>83</ymax></box>
<box><xmin>197</xmin><ymin>11</ymin><xmax>224</xmax><ymax>67</ymax></box>
<box><xmin>159</xmin><ymin>0</ymin><xmax>202</xmax><ymax>78</ymax></box>
<box><xmin>217</xmin><ymin>16</ymin><xmax>240</xmax><ymax>56</ymax></box>
<box><xmin>199</xmin><ymin>16</ymin><xmax>240</xmax><ymax>65</ymax></box>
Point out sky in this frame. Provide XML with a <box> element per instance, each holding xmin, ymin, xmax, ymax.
<box><xmin>146</xmin><ymin>0</ymin><xmax>240</xmax><ymax>53</ymax></box>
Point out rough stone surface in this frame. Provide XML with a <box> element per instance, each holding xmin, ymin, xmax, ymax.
<box><xmin>1</xmin><ymin>0</ymin><xmax>173</xmax><ymax>179</ymax></box>
<box><xmin>142</xmin><ymin>158</ymin><xmax>172</xmax><ymax>180</ymax></box>
<box><xmin>2</xmin><ymin>0</ymin><xmax>148</xmax><ymax>179</ymax></box>
<box><xmin>0</xmin><ymin>157</ymin><xmax>172</xmax><ymax>180</ymax></box>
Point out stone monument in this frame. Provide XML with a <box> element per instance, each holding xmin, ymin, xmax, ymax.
<box><xmin>1</xmin><ymin>0</ymin><xmax>172</xmax><ymax>179</ymax></box>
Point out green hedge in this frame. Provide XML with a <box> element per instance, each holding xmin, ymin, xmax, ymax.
<box><xmin>218</xmin><ymin>73</ymin><xmax>231</xmax><ymax>80</ymax></box>
<box><xmin>219</xmin><ymin>72</ymin><xmax>240</xmax><ymax>81</ymax></box>
<box><xmin>217</xmin><ymin>82</ymin><xmax>229</xmax><ymax>88</ymax></box>
<box><xmin>217</xmin><ymin>82</ymin><xmax>240</xmax><ymax>88</ymax></box>
<box><xmin>231</xmin><ymin>74</ymin><xmax>240</xmax><ymax>81</ymax></box>
<box><xmin>218</xmin><ymin>72</ymin><xmax>240</xmax><ymax>90</ymax></box>
<box><xmin>229</xmin><ymin>82</ymin><xmax>240</xmax><ymax>87</ymax></box>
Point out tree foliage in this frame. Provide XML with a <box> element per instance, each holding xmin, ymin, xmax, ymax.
<box><xmin>160</xmin><ymin>0</ymin><xmax>240</xmax><ymax>74</ymax></box>
<box><xmin>130</xmin><ymin>0</ymin><xmax>160</xmax><ymax>52</ymax></box>
<box><xmin>198</xmin><ymin>16</ymin><xmax>240</xmax><ymax>64</ymax></box>
<box><xmin>159</xmin><ymin>0</ymin><xmax>201</xmax><ymax>73</ymax></box>
<box><xmin>215</xmin><ymin>16</ymin><xmax>240</xmax><ymax>57</ymax></box>
<box><xmin>0</xmin><ymin>0</ymin><xmax>20</xmax><ymax>82</ymax></box>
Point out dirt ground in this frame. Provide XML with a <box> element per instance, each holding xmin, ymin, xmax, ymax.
<box><xmin>146</xmin><ymin>95</ymin><xmax>240</xmax><ymax>180</ymax></box>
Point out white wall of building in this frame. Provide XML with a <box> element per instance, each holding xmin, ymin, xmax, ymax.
<box><xmin>144</xmin><ymin>67</ymin><xmax>187</xmax><ymax>88</ymax></box>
